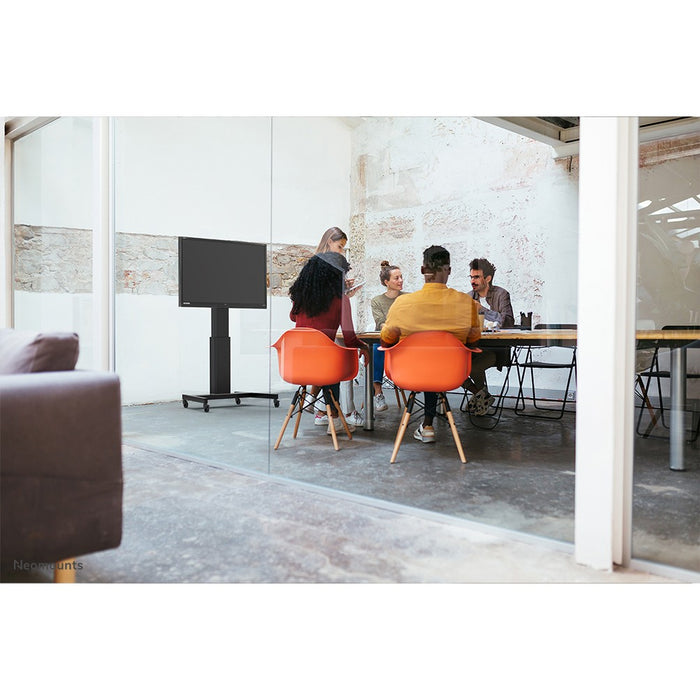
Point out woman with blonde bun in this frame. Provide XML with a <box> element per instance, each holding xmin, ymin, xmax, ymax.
<box><xmin>370</xmin><ymin>261</ymin><xmax>405</xmax><ymax>412</ymax></box>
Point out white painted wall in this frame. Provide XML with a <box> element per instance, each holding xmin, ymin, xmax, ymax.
<box><xmin>13</xmin><ymin>117</ymin><xmax>93</xmax><ymax>229</ymax></box>
<box><xmin>11</xmin><ymin>116</ymin><xmax>697</xmax><ymax>404</ymax></box>
<box><xmin>114</xmin><ymin>117</ymin><xmax>353</xmax><ymax>403</ymax></box>
<box><xmin>11</xmin><ymin>117</ymin><xmax>353</xmax><ymax>402</ymax></box>
<box><xmin>12</xmin><ymin>118</ymin><xmax>96</xmax><ymax>368</ymax></box>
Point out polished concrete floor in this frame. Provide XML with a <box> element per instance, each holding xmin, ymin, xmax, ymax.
<box><xmin>5</xmin><ymin>390</ymin><xmax>695</xmax><ymax>583</ymax></box>
<box><xmin>115</xmin><ymin>390</ymin><xmax>700</xmax><ymax>578</ymax></box>
<box><xmin>0</xmin><ymin>443</ymin><xmax>679</xmax><ymax>584</ymax></box>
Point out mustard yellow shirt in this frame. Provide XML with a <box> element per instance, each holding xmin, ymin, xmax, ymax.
<box><xmin>380</xmin><ymin>283</ymin><xmax>482</xmax><ymax>346</ymax></box>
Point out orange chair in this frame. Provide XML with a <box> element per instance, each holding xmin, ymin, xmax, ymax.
<box><xmin>382</xmin><ymin>331</ymin><xmax>481</xmax><ymax>464</ymax></box>
<box><xmin>272</xmin><ymin>328</ymin><xmax>359</xmax><ymax>451</ymax></box>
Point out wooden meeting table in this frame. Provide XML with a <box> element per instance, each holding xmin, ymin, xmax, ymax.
<box><xmin>348</xmin><ymin>328</ymin><xmax>699</xmax><ymax>472</ymax></box>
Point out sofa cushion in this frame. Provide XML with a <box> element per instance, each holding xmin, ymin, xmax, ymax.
<box><xmin>0</xmin><ymin>329</ymin><xmax>80</xmax><ymax>374</ymax></box>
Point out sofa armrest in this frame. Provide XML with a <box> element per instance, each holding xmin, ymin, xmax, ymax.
<box><xmin>0</xmin><ymin>371</ymin><xmax>123</xmax><ymax>564</ymax></box>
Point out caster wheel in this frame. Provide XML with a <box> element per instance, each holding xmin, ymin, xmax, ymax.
<box><xmin>235</xmin><ymin>398</ymin><xmax>241</xmax><ymax>405</ymax></box>
<box><xmin>274</xmin><ymin>399</ymin><xmax>280</xmax><ymax>407</ymax></box>
<box><xmin>183</xmin><ymin>400</ymin><xmax>189</xmax><ymax>408</ymax></box>
<box><xmin>204</xmin><ymin>404</ymin><xmax>210</xmax><ymax>413</ymax></box>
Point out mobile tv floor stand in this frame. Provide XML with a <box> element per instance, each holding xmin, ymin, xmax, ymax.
<box><xmin>182</xmin><ymin>307</ymin><xmax>279</xmax><ymax>413</ymax></box>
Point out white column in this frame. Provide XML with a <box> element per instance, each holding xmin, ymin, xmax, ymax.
<box><xmin>92</xmin><ymin>117</ymin><xmax>115</xmax><ymax>371</ymax></box>
<box><xmin>575</xmin><ymin>117</ymin><xmax>638</xmax><ymax>569</ymax></box>
<box><xmin>1</xmin><ymin>123</ymin><xmax>11</xmax><ymax>327</ymax></box>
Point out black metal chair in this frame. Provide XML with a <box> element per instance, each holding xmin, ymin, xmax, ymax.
<box><xmin>459</xmin><ymin>346</ymin><xmax>517</xmax><ymax>430</ymax></box>
<box><xmin>512</xmin><ymin>323</ymin><xmax>577</xmax><ymax>420</ymax></box>
<box><xmin>635</xmin><ymin>328</ymin><xmax>700</xmax><ymax>443</ymax></box>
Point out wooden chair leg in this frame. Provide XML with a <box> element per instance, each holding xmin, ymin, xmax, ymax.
<box><xmin>330</xmin><ymin>394</ymin><xmax>353</xmax><ymax>439</ymax></box>
<box><xmin>325</xmin><ymin>401</ymin><xmax>340</xmax><ymax>450</ymax></box>
<box><xmin>274</xmin><ymin>388</ymin><xmax>301</xmax><ymax>450</ymax></box>
<box><xmin>393</xmin><ymin>385</ymin><xmax>402</xmax><ymax>408</ymax></box>
<box><xmin>54</xmin><ymin>559</ymin><xmax>76</xmax><ymax>583</ymax></box>
<box><xmin>444</xmin><ymin>397</ymin><xmax>467</xmax><ymax>464</ymax></box>
<box><xmin>390</xmin><ymin>392</ymin><xmax>416</xmax><ymax>463</ymax></box>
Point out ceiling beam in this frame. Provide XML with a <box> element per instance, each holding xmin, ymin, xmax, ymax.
<box><xmin>4</xmin><ymin>117</ymin><xmax>59</xmax><ymax>141</ymax></box>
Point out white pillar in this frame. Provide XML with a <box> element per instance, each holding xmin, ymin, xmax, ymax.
<box><xmin>575</xmin><ymin>117</ymin><xmax>638</xmax><ymax>569</ymax></box>
<box><xmin>92</xmin><ymin>117</ymin><xmax>114</xmax><ymax>371</ymax></box>
<box><xmin>1</xmin><ymin>122</ymin><xmax>11</xmax><ymax>327</ymax></box>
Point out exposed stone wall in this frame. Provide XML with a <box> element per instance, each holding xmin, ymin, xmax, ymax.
<box><xmin>14</xmin><ymin>225</ymin><xmax>92</xmax><ymax>293</ymax></box>
<box><xmin>117</xmin><ymin>232</ymin><xmax>178</xmax><ymax>295</ymax></box>
<box><xmin>268</xmin><ymin>243</ymin><xmax>315</xmax><ymax>296</ymax></box>
<box><xmin>14</xmin><ymin>225</ymin><xmax>311</xmax><ymax>297</ymax></box>
<box><xmin>347</xmin><ymin>117</ymin><xmax>579</xmax><ymax>332</ymax></box>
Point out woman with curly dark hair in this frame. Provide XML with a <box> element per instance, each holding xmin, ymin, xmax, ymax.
<box><xmin>289</xmin><ymin>252</ymin><xmax>369</xmax><ymax>435</ymax></box>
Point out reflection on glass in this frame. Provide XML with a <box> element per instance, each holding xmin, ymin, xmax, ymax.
<box><xmin>267</xmin><ymin>117</ymin><xmax>580</xmax><ymax>545</ymax></box>
<box><xmin>633</xmin><ymin>134</ymin><xmax>700</xmax><ymax>572</ymax></box>
<box><xmin>12</xmin><ymin>117</ymin><xmax>95</xmax><ymax>368</ymax></box>
<box><xmin>113</xmin><ymin>117</ymin><xmax>581</xmax><ymax>549</ymax></box>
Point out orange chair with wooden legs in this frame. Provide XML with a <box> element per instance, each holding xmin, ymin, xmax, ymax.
<box><xmin>381</xmin><ymin>331</ymin><xmax>481</xmax><ymax>464</ymax></box>
<box><xmin>272</xmin><ymin>328</ymin><xmax>359</xmax><ymax>451</ymax></box>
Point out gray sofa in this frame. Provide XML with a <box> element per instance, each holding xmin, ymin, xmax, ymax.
<box><xmin>0</xmin><ymin>329</ymin><xmax>123</xmax><ymax>581</ymax></box>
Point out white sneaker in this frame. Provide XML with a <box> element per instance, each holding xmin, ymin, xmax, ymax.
<box><xmin>327</xmin><ymin>416</ymin><xmax>355</xmax><ymax>435</ymax></box>
<box><xmin>413</xmin><ymin>424</ymin><xmax>436</xmax><ymax>443</ymax></box>
<box><xmin>468</xmin><ymin>389</ymin><xmax>495</xmax><ymax>416</ymax></box>
<box><xmin>314</xmin><ymin>412</ymin><xmax>329</xmax><ymax>425</ymax></box>
<box><xmin>374</xmin><ymin>393</ymin><xmax>388</xmax><ymax>412</ymax></box>
<box><xmin>345</xmin><ymin>410</ymin><xmax>364</xmax><ymax>427</ymax></box>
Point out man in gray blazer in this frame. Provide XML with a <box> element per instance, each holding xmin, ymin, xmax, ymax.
<box><xmin>464</xmin><ymin>258</ymin><xmax>514</xmax><ymax>414</ymax></box>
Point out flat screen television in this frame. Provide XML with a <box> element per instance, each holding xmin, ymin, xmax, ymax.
<box><xmin>178</xmin><ymin>236</ymin><xmax>267</xmax><ymax>309</ymax></box>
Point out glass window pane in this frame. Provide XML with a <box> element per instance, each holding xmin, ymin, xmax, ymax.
<box><xmin>633</xmin><ymin>130</ymin><xmax>700</xmax><ymax>572</ymax></box>
<box><xmin>268</xmin><ymin>116</ymin><xmax>580</xmax><ymax>544</ymax></box>
<box><xmin>12</xmin><ymin>117</ymin><xmax>95</xmax><ymax>368</ymax></box>
<box><xmin>115</xmin><ymin>117</ymin><xmax>276</xmax><ymax>467</ymax></box>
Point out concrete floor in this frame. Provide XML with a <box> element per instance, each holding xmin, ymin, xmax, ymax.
<box><xmin>5</xmin><ymin>391</ymin><xmax>696</xmax><ymax>583</ymax></box>
<box><xmin>0</xmin><ymin>443</ymin><xmax>679</xmax><ymax>584</ymax></box>
<box><xmin>111</xmin><ymin>391</ymin><xmax>699</xmax><ymax>579</ymax></box>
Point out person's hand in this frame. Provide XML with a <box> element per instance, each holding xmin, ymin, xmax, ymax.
<box><xmin>483</xmin><ymin>309</ymin><xmax>502</xmax><ymax>323</ymax></box>
<box><xmin>358</xmin><ymin>344</ymin><xmax>370</xmax><ymax>366</ymax></box>
<box><xmin>345</xmin><ymin>277</ymin><xmax>361</xmax><ymax>298</ymax></box>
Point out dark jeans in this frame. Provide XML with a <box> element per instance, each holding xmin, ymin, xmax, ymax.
<box><xmin>321</xmin><ymin>383</ymin><xmax>340</xmax><ymax>411</ymax></box>
<box><xmin>424</xmin><ymin>391</ymin><xmax>438</xmax><ymax>420</ymax></box>
<box><xmin>373</xmin><ymin>344</ymin><xmax>385</xmax><ymax>383</ymax></box>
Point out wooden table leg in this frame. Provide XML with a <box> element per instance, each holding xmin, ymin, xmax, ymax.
<box><xmin>54</xmin><ymin>559</ymin><xmax>76</xmax><ymax>583</ymax></box>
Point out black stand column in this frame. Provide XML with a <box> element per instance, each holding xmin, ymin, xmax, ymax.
<box><xmin>182</xmin><ymin>308</ymin><xmax>279</xmax><ymax>412</ymax></box>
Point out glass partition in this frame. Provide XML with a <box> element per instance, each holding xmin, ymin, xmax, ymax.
<box><xmin>633</xmin><ymin>131</ymin><xmax>700</xmax><ymax>572</ymax></box>
<box><xmin>10</xmin><ymin>115</ymin><xmax>700</xmax><ymax>576</ymax></box>
<box><xmin>113</xmin><ymin>117</ymin><xmax>276</xmax><ymax>466</ymax></box>
<box><xmin>267</xmin><ymin>117</ymin><xmax>580</xmax><ymax>543</ymax></box>
<box><xmin>115</xmin><ymin>115</ymin><xmax>582</xmax><ymax>545</ymax></box>
<box><xmin>12</xmin><ymin>117</ymin><xmax>96</xmax><ymax>368</ymax></box>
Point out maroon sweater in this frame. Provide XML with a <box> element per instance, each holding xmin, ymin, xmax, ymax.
<box><xmin>290</xmin><ymin>295</ymin><xmax>362</xmax><ymax>348</ymax></box>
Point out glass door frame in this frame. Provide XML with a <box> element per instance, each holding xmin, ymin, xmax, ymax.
<box><xmin>2</xmin><ymin>116</ymin><xmax>115</xmax><ymax>371</ymax></box>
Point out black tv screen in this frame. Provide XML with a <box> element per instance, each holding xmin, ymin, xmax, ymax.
<box><xmin>178</xmin><ymin>236</ymin><xmax>267</xmax><ymax>309</ymax></box>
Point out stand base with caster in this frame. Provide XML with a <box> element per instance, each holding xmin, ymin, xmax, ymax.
<box><xmin>182</xmin><ymin>308</ymin><xmax>279</xmax><ymax>413</ymax></box>
<box><xmin>182</xmin><ymin>392</ymin><xmax>280</xmax><ymax>412</ymax></box>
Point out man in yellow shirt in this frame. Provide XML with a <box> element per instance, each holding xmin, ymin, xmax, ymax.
<box><xmin>381</xmin><ymin>245</ymin><xmax>481</xmax><ymax>443</ymax></box>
